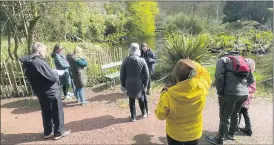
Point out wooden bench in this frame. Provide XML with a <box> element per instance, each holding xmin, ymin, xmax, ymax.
<box><xmin>101</xmin><ymin>61</ymin><xmax>122</xmax><ymax>88</ymax></box>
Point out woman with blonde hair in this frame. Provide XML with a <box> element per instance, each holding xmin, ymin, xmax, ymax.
<box><xmin>155</xmin><ymin>59</ymin><xmax>211</xmax><ymax>145</ymax></box>
<box><xmin>66</xmin><ymin>46</ymin><xmax>88</xmax><ymax>105</ymax></box>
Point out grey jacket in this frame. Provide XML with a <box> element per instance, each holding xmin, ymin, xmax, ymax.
<box><xmin>215</xmin><ymin>56</ymin><xmax>255</xmax><ymax>96</ymax></box>
<box><xmin>120</xmin><ymin>55</ymin><xmax>149</xmax><ymax>99</ymax></box>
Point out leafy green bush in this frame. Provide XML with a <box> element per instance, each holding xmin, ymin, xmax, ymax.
<box><xmin>164</xmin><ymin>13</ymin><xmax>205</xmax><ymax>35</ymax></box>
<box><xmin>160</xmin><ymin>33</ymin><xmax>211</xmax><ymax>77</ymax></box>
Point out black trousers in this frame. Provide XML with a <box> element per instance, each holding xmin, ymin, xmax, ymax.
<box><xmin>62</xmin><ymin>85</ymin><xmax>68</xmax><ymax>96</ymax></box>
<box><xmin>239</xmin><ymin>107</ymin><xmax>252</xmax><ymax>128</ymax></box>
<box><xmin>144</xmin><ymin>93</ymin><xmax>148</xmax><ymax>113</ymax></box>
<box><xmin>38</xmin><ymin>92</ymin><xmax>64</xmax><ymax>136</ymax></box>
<box><xmin>147</xmin><ymin>77</ymin><xmax>151</xmax><ymax>92</ymax></box>
<box><xmin>167</xmin><ymin>134</ymin><xmax>200</xmax><ymax>145</ymax></box>
<box><xmin>217</xmin><ymin>95</ymin><xmax>247</xmax><ymax>142</ymax></box>
<box><xmin>147</xmin><ymin>68</ymin><xmax>154</xmax><ymax>93</ymax></box>
<box><xmin>129</xmin><ymin>96</ymin><xmax>145</xmax><ymax>119</ymax></box>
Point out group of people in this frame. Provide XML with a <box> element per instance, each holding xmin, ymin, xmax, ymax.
<box><xmin>51</xmin><ymin>44</ymin><xmax>88</xmax><ymax>105</ymax></box>
<box><xmin>19</xmin><ymin>42</ymin><xmax>89</xmax><ymax>140</ymax></box>
<box><xmin>152</xmin><ymin>51</ymin><xmax>255</xmax><ymax>145</ymax></box>
<box><xmin>19</xmin><ymin>41</ymin><xmax>256</xmax><ymax>145</ymax></box>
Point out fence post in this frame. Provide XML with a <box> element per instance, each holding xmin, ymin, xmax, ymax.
<box><xmin>3</xmin><ymin>61</ymin><xmax>12</xmax><ymax>98</ymax></box>
<box><xmin>8</xmin><ymin>61</ymin><xmax>19</xmax><ymax>97</ymax></box>
<box><xmin>18</xmin><ymin>60</ymin><xmax>29</xmax><ymax>96</ymax></box>
<box><xmin>0</xmin><ymin>62</ymin><xmax>4</xmax><ymax>98</ymax></box>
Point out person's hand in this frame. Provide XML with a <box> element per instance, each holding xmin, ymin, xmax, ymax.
<box><xmin>120</xmin><ymin>86</ymin><xmax>126</xmax><ymax>92</ymax></box>
<box><xmin>52</xmin><ymin>69</ymin><xmax>58</xmax><ymax>75</ymax></box>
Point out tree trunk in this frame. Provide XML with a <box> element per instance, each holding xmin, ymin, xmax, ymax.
<box><xmin>7</xmin><ymin>22</ymin><xmax>14</xmax><ymax>60</ymax></box>
<box><xmin>19</xmin><ymin>1</ymin><xmax>29</xmax><ymax>41</ymax></box>
<box><xmin>27</xmin><ymin>16</ymin><xmax>41</xmax><ymax>54</ymax></box>
<box><xmin>192</xmin><ymin>2</ymin><xmax>196</xmax><ymax>19</ymax></box>
<box><xmin>13</xmin><ymin>34</ymin><xmax>19</xmax><ymax>60</ymax></box>
<box><xmin>0</xmin><ymin>22</ymin><xmax>2</xmax><ymax>60</ymax></box>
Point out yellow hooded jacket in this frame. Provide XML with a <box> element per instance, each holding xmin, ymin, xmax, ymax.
<box><xmin>155</xmin><ymin>61</ymin><xmax>211</xmax><ymax>142</ymax></box>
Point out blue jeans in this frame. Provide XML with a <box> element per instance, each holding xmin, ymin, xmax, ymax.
<box><xmin>75</xmin><ymin>87</ymin><xmax>85</xmax><ymax>103</ymax></box>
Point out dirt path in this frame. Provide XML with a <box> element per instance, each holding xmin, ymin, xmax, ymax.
<box><xmin>1</xmin><ymin>87</ymin><xmax>273</xmax><ymax>144</ymax></box>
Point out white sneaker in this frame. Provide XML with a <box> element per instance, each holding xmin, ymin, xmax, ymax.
<box><xmin>65</xmin><ymin>96</ymin><xmax>72</xmax><ymax>100</ymax></box>
<box><xmin>67</xmin><ymin>92</ymin><xmax>74</xmax><ymax>97</ymax></box>
<box><xmin>142</xmin><ymin>113</ymin><xmax>148</xmax><ymax>118</ymax></box>
<box><xmin>81</xmin><ymin>101</ymin><xmax>88</xmax><ymax>105</ymax></box>
<box><xmin>44</xmin><ymin>132</ymin><xmax>53</xmax><ymax>139</ymax></box>
<box><xmin>54</xmin><ymin>130</ymin><xmax>71</xmax><ymax>140</ymax></box>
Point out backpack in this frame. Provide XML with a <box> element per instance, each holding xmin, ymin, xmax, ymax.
<box><xmin>227</xmin><ymin>55</ymin><xmax>250</xmax><ymax>77</ymax></box>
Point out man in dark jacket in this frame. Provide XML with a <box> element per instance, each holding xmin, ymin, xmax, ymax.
<box><xmin>140</xmin><ymin>43</ymin><xmax>157</xmax><ymax>95</ymax></box>
<box><xmin>19</xmin><ymin>42</ymin><xmax>70</xmax><ymax>140</ymax></box>
<box><xmin>206</xmin><ymin>51</ymin><xmax>255</xmax><ymax>145</ymax></box>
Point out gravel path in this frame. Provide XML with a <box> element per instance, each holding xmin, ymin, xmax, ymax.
<box><xmin>1</xmin><ymin>87</ymin><xmax>273</xmax><ymax>144</ymax></box>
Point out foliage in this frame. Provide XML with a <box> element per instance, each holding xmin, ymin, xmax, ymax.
<box><xmin>164</xmin><ymin>13</ymin><xmax>204</xmax><ymax>35</ymax></box>
<box><xmin>205</xmin><ymin>65</ymin><xmax>216</xmax><ymax>81</ymax></box>
<box><xmin>223</xmin><ymin>1</ymin><xmax>273</xmax><ymax>24</ymax></box>
<box><xmin>127</xmin><ymin>1</ymin><xmax>159</xmax><ymax>37</ymax></box>
<box><xmin>160</xmin><ymin>33</ymin><xmax>211</xmax><ymax>76</ymax></box>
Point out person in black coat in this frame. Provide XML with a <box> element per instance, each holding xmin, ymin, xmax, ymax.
<box><xmin>19</xmin><ymin>42</ymin><xmax>71</xmax><ymax>140</ymax></box>
<box><xmin>120</xmin><ymin>43</ymin><xmax>150</xmax><ymax>122</ymax></box>
<box><xmin>140</xmin><ymin>43</ymin><xmax>157</xmax><ymax>95</ymax></box>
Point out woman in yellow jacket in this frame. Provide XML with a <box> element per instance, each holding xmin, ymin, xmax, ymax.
<box><xmin>155</xmin><ymin>59</ymin><xmax>211</xmax><ymax>145</ymax></box>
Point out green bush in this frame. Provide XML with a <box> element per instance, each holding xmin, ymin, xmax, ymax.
<box><xmin>159</xmin><ymin>33</ymin><xmax>211</xmax><ymax>78</ymax></box>
<box><xmin>164</xmin><ymin>13</ymin><xmax>204</xmax><ymax>35</ymax></box>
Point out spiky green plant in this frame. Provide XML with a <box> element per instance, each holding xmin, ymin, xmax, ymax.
<box><xmin>159</xmin><ymin>33</ymin><xmax>211</xmax><ymax>79</ymax></box>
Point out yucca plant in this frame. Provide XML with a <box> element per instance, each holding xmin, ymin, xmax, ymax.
<box><xmin>158</xmin><ymin>33</ymin><xmax>211</xmax><ymax>81</ymax></box>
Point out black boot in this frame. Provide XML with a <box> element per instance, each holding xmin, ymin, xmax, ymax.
<box><xmin>240</xmin><ymin>127</ymin><xmax>252</xmax><ymax>136</ymax></box>
<box><xmin>206</xmin><ymin>136</ymin><xmax>223</xmax><ymax>145</ymax></box>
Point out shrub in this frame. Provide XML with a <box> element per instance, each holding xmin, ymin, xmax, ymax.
<box><xmin>159</xmin><ymin>33</ymin><xmax>211</xmax><ymax>78</ymax></box>
<box><xmin>164</xmin><ymin>13</ymin><xmax>204</xmax><ymax>35</ymax></box>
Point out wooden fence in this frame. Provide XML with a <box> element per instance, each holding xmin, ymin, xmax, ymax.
<box><xmin>0</xmin><ymin>60</ymin><xmax>31</xmax><ymax>99</ymax></box>
<box><xmin>0</xmin><ymin>47</ymin><xmax>125</xmax><ymax>99</ymax></box>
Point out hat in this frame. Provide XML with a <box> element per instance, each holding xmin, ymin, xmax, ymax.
<box><xmin>128</xmin><ymin>43</ymin><xmax>141</xmax><ymax>56</ymax></box>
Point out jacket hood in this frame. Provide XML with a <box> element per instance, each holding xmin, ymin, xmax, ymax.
<box><xmin>19</xmin><ymin>54</ymin><xmax>37</xmax><ymax>64</ymax></box>
<box><xmin>167</xmin><ymin>77</ymin><xmax>202</xmax><ymax>103</ymax></box>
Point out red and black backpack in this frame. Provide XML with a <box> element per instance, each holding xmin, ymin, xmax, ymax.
<box><xmin>227</xmin><ymin>55</ymin><xmax>250</xmax><ymax>77</ymax></box>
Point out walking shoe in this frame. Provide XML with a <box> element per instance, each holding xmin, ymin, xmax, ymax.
<box><xmin>81</xmin><ymin>101</ymin><xmax>88</xmax><ymax>105</ymax></box>
<box><xmin>67</xmin><ymin>92</ymin><xmax>74</xmax><ymax>97</ymax></box>
<box><xmin>142</xmin><ymin>113</ymin><xmax>148</xmax><ymax>118</ymax></box>
<box><xmin>240</xmin><ymin>128</ymin><xmax>252</xmax><ymax>136</ymax></box>
<box><xmin>206</xmin><ymin>136</ymin><xmax>223</xmax><ymax>145</ymax></box>
<box><xmin>44</xmin><ymin>132</ymin><xmax>53</xmax><ymax>139</ymax></box>
<box><xmin>54</xmin><ymin>130</ymin><xmax>71</xmax><ymax>140</ymax></box>
<box><xmin>129</xmin><ymin>116</ymin><xmax>136</xmax><ymax>122</ymax></box>
<box><xmin>65</xmin><ymin>96</ymin><xmax>72</xmax><ymax>100</ymax></box>
<box><xmin>225</xmin><ymin>134</ymin><xmax>235</xmax><ymax>140</ymax></box>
